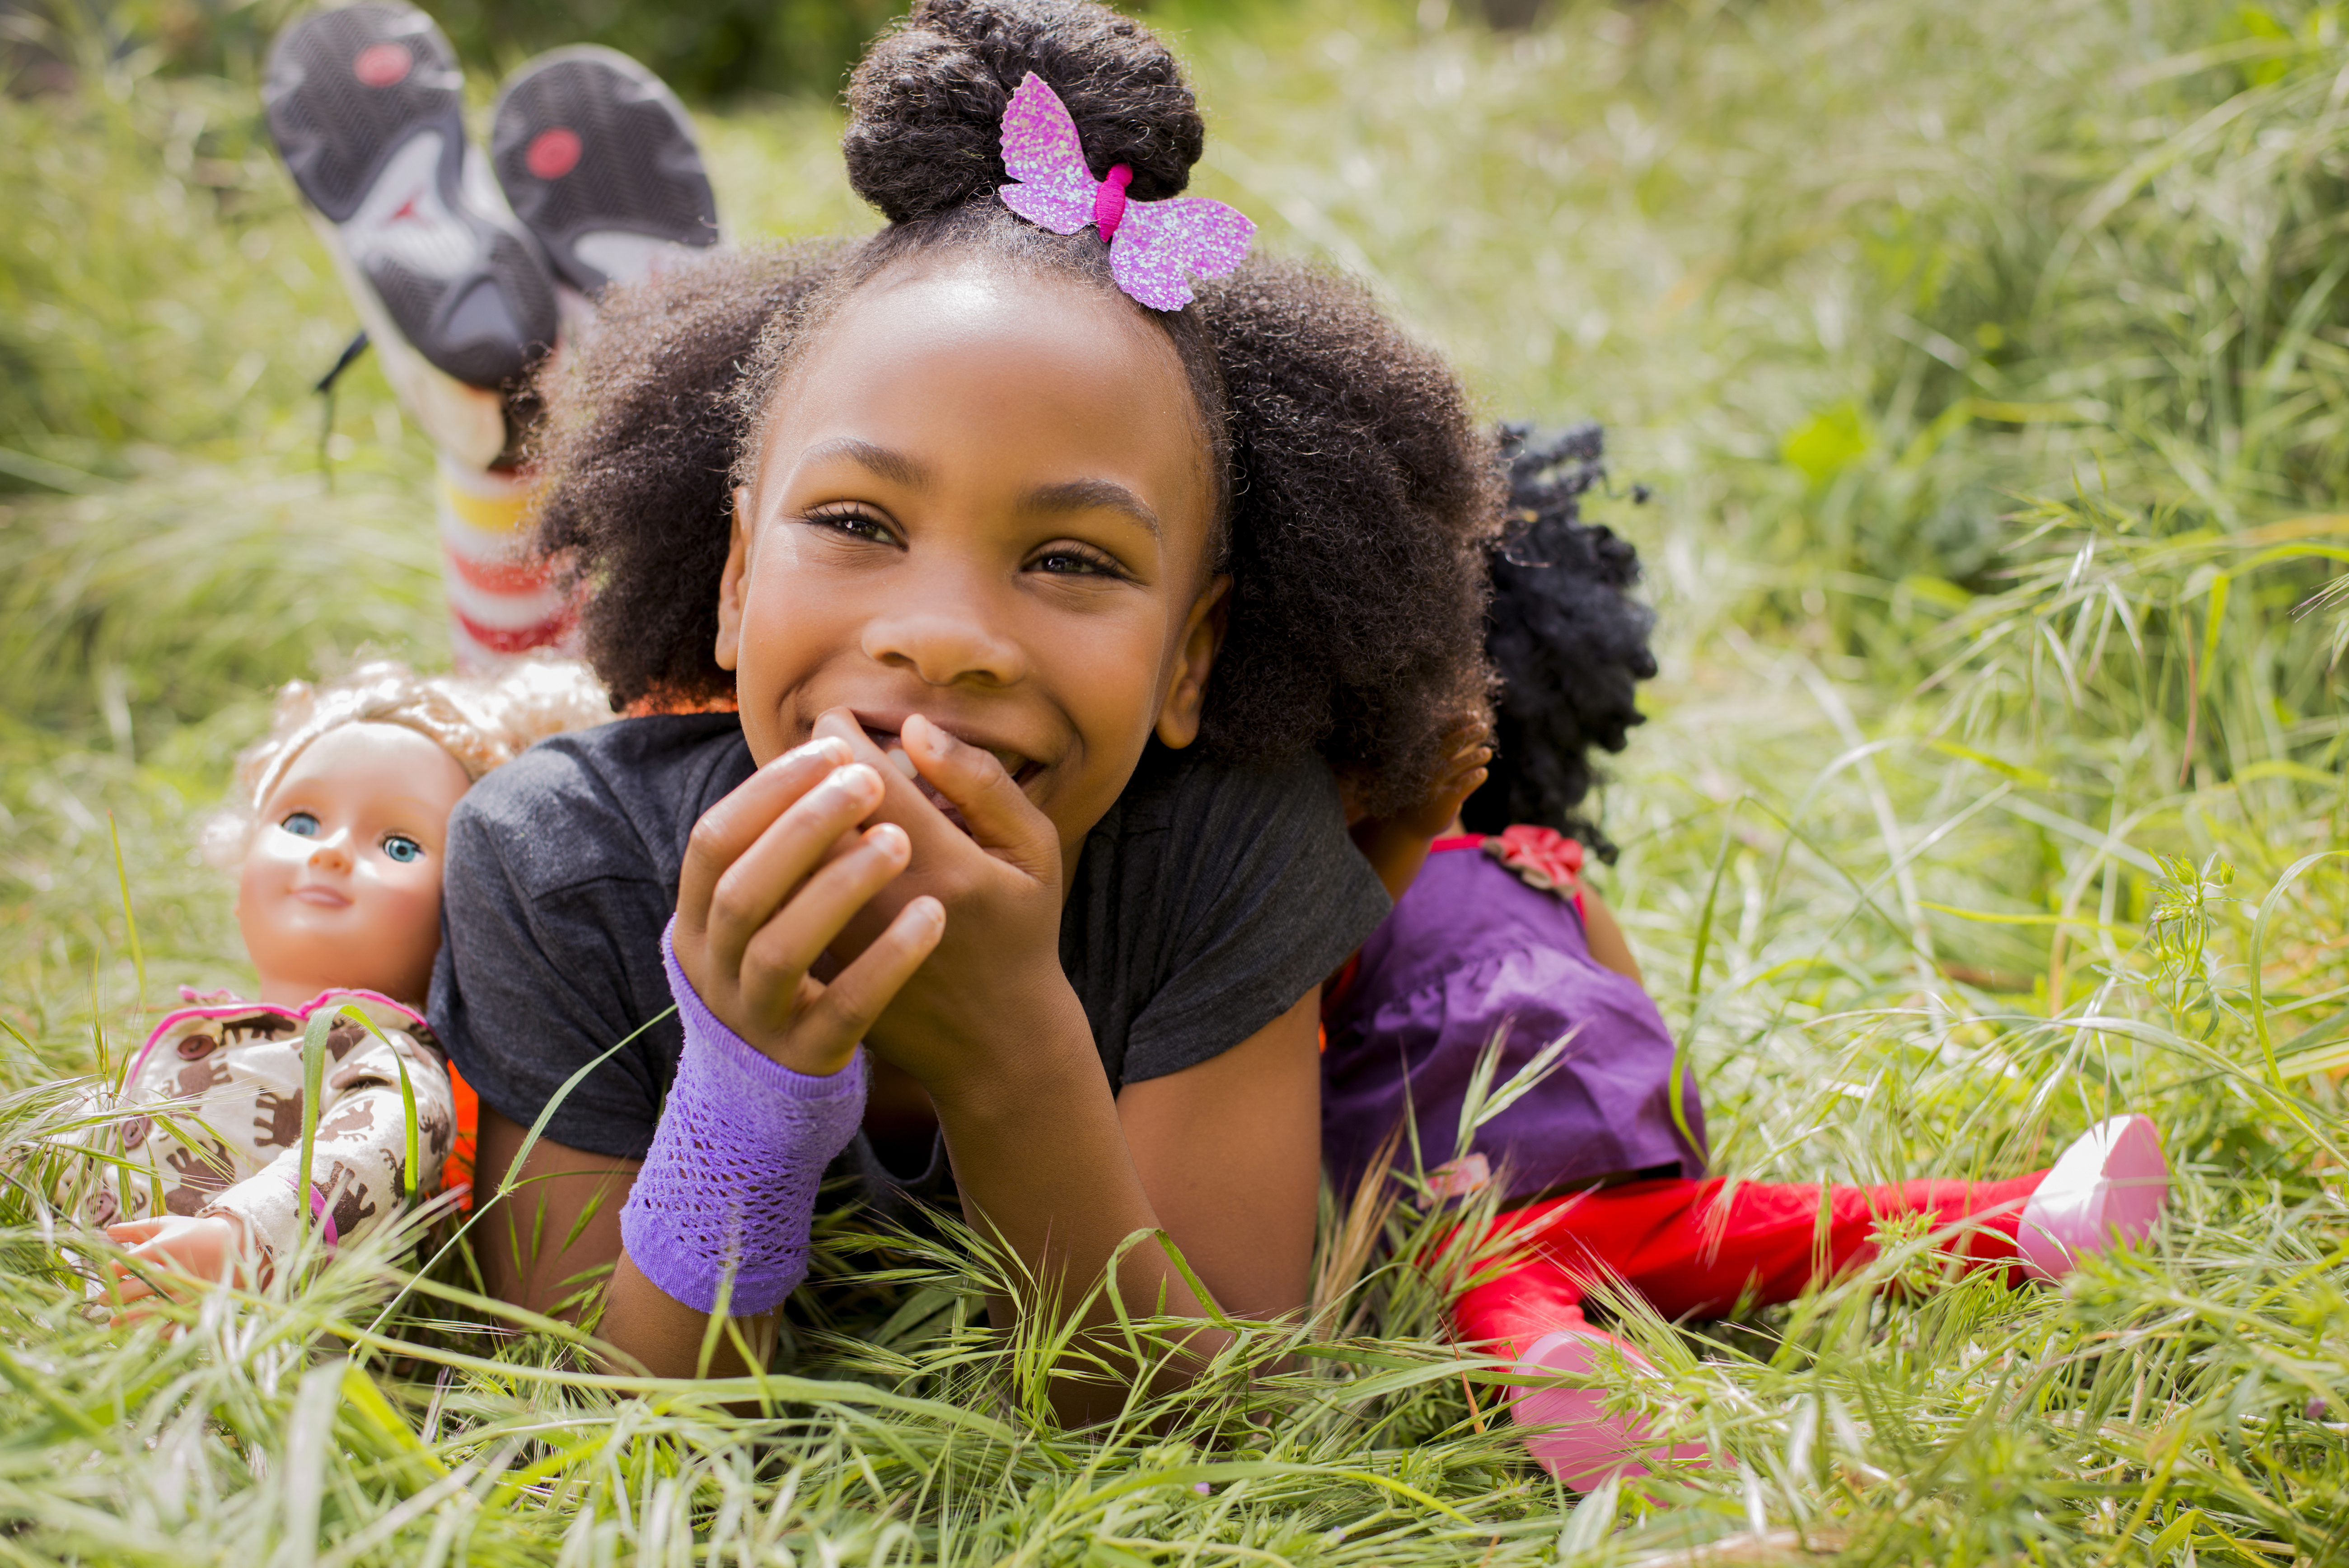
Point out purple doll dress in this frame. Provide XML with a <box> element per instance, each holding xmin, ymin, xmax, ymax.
<box><xmin>1321</xmin><ymin>833</ymin><xmax>1707</xmax><ymax>1203</ymax></box>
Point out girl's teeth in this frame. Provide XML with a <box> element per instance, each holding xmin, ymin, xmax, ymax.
<box><xmin>885</xmin><ymin>747</ymin><xmax>918</xmax><ymax>780</ymax></box>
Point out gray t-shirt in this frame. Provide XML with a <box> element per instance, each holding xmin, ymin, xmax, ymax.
<box><xmin>430</xmin><ymin>713</ymin><xmax>1390</xmax><ymax>1161</ymax></box>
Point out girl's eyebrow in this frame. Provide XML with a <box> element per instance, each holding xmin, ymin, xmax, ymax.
<box><xmin>1022</xmin><ymin>477</ymin><xmax>1160</xmax><ymax>536</ymax></box>
<box><xmin>800</xmin><ymin>436</ymin><xmax>930</xmax><ymax>488</ymax></box>
<box><xmin>798</xmin><ymin>436</ymin><xmax>1159</xmax><ymax>536</ymax></box>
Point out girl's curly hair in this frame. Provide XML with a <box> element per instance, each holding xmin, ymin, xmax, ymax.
<box><xmin>531</xmin><ymin>0</ymin><xmax>1500</xmax><ymax>815</ymax></box>
<box><xmin>1457</xmin><ymin>423</ymin><xmax>1658</xmax><ymax>861</ymax></box>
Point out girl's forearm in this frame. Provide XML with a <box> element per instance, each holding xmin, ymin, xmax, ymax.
<box><xmin>924</xmin><ymin>987</ymin><xmax>1226</xmax><ymax>1423</ymax></box>
<box><xmin>606</xmin><ymin>1251</ymin><xmax>777</xmax><ymax>1379</ymax></box>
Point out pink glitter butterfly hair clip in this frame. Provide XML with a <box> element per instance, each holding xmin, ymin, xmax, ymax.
<box><xmin>996</xmin><ymin>72</ymin><xmax>1256</xmax><ymax>311</ymax></box>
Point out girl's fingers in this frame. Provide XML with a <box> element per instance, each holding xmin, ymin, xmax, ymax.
<box><xmin>678</xmin><ymin>737</ymin><xmax>855</xmax><ymax>940</ymax></box>
<box><xmin>795</xmin><ymin>895</ymin><xmax>945</xmax><ymax>1053</ymax></box>
<box><xmin>809</xmin><ymin>709</ymin><xmax>991</xmax><ymax>871</ymax></box>
<box><xmin>900</xmin><ymin>714</ymin><xmax>1057</xmax><ymax>875</ymax></box>
<box><xmin>702</xmin><ymin>761</ymin><xmax>887</xmax><ymax>971</ymax></box>
<box><xmin>103</xmin><ymin>1219</ymin><xmax>169</xmax><ymax>1245</ymax></box>
<box><xmin>1441</xmin><ymin>742</ymin><xmax>1493</xmax><ymax>787</ymax></box>
<box><xmin>735</xmin><ymin>822</ymin><xmax>914</xmax><ymax>1019</ymax></box>
<box><xmin>1448</xmin><ymin>765</ymin><xmax>1489</xmax><ymax>804</ymax></box>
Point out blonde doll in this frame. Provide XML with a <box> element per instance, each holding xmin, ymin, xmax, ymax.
<box><xmin>54</xmin><ymin>659</ymin><xmax>606</xmax><ymax>1303</ymax></box>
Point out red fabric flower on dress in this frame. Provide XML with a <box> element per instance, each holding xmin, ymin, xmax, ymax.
<box><xmin>1483</xmin><ymin>824</ymin><xmax>1585</xmax><ymax>896</ymax></box>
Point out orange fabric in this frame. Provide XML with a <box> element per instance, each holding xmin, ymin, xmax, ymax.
<box><xmin>623</xmin><ymin>691</ymin><xmax>740</xmax><ymax>718</ymax></box>
<box><xmin>444</xmin><ymin>1061</ymin><xmax>480</xmax><ymax>1211</ymax></box>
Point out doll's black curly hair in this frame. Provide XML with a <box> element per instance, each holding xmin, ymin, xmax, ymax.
<box><xmin>1456</xmin><ymin>422</ymin><xmax>1658</xmax><ymax>861</ymax></box>
<box><xmin>529</xmin><ymin>0</ymin><xmax>1499</xmax><ymax>816</ymax></box>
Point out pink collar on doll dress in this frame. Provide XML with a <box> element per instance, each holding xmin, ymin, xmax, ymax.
<box><xmin>125</xmin><ymin>987</ymin><xmax>428</xmax><ymax>1090</ymax></box>
<box><xmin>126</xmin><ymin>988</ymin><xmax>431</xmax><ymax>1248</ymax></box>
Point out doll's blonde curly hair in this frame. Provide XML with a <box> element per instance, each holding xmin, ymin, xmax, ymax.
<box><xmin>201</xmin><ymin>658</ymin><xmax>611</xmax><ymax>868</ymax></box>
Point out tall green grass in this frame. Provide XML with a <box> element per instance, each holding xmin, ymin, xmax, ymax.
<box><xmin>2</xmin><ymin>0</ymin><xmax>2346</xmax><ymax>1560</ymax></box>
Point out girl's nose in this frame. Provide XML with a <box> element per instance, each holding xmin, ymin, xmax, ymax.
<box><xmin>307</xmin><ymin>831</ymin><xmax>354</xmax><ymax>874</ymax></box>
<box><xmin>861</xmin><ymin>577</ymin><xmax>1031</xmax><ymax>688</ymax></box>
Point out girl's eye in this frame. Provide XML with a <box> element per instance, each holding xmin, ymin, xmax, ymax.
<box><xmin>806</xmin><ymin>507</ymin><xmax>897</xmax><ymax>545</ymax></box>
<box><xmin>1031</xmin><ymin>546</ymin><xmax>1126</xmax><ymax>579</ymax></box>
<box><xmin>281</xmin><ymin>811</ymin><xmax>320</xmax><ymax>838</ymax></box>
<box><xmin>381</xmin><ymin>834</ymin><xmax>424</xmax><ymax>865</ymax></box>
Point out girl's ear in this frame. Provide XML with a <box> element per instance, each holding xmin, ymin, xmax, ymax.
<box><xmin>1155</xmin><ymin>574</ymin><xmax>1231</xmax><ymax>749</ymax></box>
<box><xmin>715</xmin><ymin>487</ymin><xmax>753</xmax><ymax>672</ymax></box>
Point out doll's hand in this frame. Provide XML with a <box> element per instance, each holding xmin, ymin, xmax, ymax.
<box><xmin>807</xmin><ymin>709</ymin><xmax>1081</xmax><ymax>1103</ymax></box>
<box><xmin>1348</xmin><ymin>721</ymin><xmax>1493</xmax><ymax>902</ymax></box>
<box><xmin>103</xmin><ymin>1214</ymin><xmax>256</xmax><ymax>1318</ymax></box>
<box><xmin>674</xmin><ymin>735</ymin><xmax>946</xmax><ymax>1076</ymax></box>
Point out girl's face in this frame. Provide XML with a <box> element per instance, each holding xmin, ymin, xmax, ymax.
<box><xmin>235</xmin><ymin>722</ymin><xmax>473</xmax><ymax>1007</ymax></box>
<box><xmin>719</xmin><ymin>257</ymin><xmax>1226</xmax><ymax>866</ymax></box>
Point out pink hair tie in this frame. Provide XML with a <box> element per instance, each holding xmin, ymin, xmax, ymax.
<box><xmin>1092</xmin><ymin>163</ymin><xmax>1132</xmax><ymax>242</ymax></box>
<box><xmin>996</xmin><ymin>73</ymin><xmax>1254</xmax><ymax>311</ymax></box>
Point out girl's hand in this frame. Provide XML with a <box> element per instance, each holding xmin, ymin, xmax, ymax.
<box><xmin>806</xmin><ymin>709</ymin><xmax>1082</xmax><ymax>1103</ymax></box>
<box><xmin>103</xmin><ymin>1213</ymin><xmax>254</xmax><ymax>1317</ymax></box>
<box><xmin>674</xmin><ymin>735</ymin><xmax>946</xmax><ymax>1076</ymax></box>
<box><xmin>1348</xmin><ymin>721</ymin><xmax>1493</xmax><ymax>902</ymax></box>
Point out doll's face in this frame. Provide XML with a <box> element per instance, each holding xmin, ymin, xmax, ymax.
<box><xmin>235</xmin><ymin>723</ymin><xmax>472</xmax><ymax>1007</ymax></box>
<box><xmin>717</xmin><ymin>256</ymin><xmax>1227</xmax><ymax>871</ymax></box>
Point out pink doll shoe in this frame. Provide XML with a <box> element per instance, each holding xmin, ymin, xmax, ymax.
<box><xmin>1508</xmin><ymin>1327</ymin><xmax>1711</xmax><ymax>1491</ymax></box>
<box><xmin>2016</xmin><ymin>1113</ymin><xmax>2170</xmax><ymax>1282</ymax></box>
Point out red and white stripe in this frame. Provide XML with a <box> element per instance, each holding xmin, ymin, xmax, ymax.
<box><xmin>435</xmin><ymin>454</ymin><xmax>577</xmax><ymax>671</ymax></box>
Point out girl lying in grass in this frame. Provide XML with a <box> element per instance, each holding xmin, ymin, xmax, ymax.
<box><xmin>50</xmin><ymin>660</ymin><xmax>605</xmax><ymax>1307</ymax></box>
<box><xmin>1329</xmin><ymin>426</ymin><xmax>2173</xmax><ymax>1488</ymax></box>
<box><xmin>421</xmin><ymin>0</ymin><xmax>1499</xmax><ymax>1409</ymax></box>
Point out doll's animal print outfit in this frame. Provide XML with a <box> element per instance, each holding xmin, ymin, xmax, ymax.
<box><xmin>57</xmin><ymin>989</ymin><xmax>455</xmax><ymax>1281</ymax></box>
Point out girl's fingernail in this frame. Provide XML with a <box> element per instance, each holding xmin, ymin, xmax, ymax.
<box><xmin>790</xmin><ymin>736</ymin><xmax>852</xmax><ymax>767</ymax></box>
<box><xmin>829</xmin><ymin>763</ymin><xmax>880</xmax><ymax>797</ymax></box>
<box><xmin>868</xmin><ymin>822</ymin><xmax>910</xmax><ymax>857</ymax></box>
<box><xmin>885</xmin><ymin>747</ymin><xmax>918</xmax><ymax>779</ymax></box>
<box><xmin>912</xmin><ymin>895</ymin><xmax>945</xmax><ymax>930</ymax></box>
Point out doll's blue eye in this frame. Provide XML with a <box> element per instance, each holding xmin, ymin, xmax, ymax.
<box><xmin>382</xmin><ymin>834</ymin><xmax>423</xmax><ymax>864</ymax></box>
<box><xmin>281</xmin><ymin>811</ymin><xmax>320</xmax><ymax>837</ymax></box>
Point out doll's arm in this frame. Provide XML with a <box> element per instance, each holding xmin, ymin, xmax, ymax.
<box><xmin>1346</xmin><ymin>724</ymin><xmax>1492</xmax><ymax>903</ymax></box>
<box><xmin>1578</xmin><ymin>888</ymin><xmax>1645</xmax><ymax>986</ymax></box>
<box><xmin>203</xmin><ymin>1026</ymin><xmax>457</xmax><ymax>1271</ymax></box>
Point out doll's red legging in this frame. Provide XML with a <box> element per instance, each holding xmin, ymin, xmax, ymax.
<box><xmin>1452</xmin><ymin>1170</ymin><xmax>2049</xmax><ymax>1356</ymax></box>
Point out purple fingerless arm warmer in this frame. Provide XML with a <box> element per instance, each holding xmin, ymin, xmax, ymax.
<box><xmin>617</xmin><ymin>919</ymin><xmax>869</xmax><ymax>1315</ymax></box>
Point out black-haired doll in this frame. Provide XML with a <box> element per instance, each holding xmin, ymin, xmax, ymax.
<box><xmin>1325</xmin><ymin>426</ymin><xmax>2172</xmax><ymax>1489</ymax></box>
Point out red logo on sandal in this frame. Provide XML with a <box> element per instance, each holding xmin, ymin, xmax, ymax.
<box><xmin>526</xmin><ymin>128</ymin><xmax>582</xmax><ymax>180</ymax></box>
<box><xmin>353</xmin><ymin>42</ymin><xmax>412</xmax><ymax>88</ymax></box>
